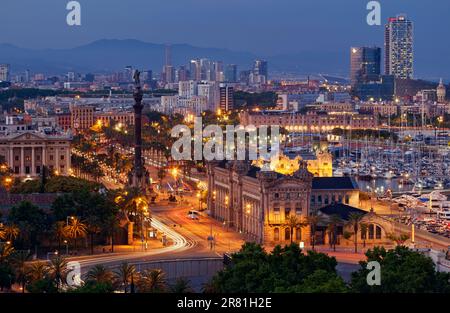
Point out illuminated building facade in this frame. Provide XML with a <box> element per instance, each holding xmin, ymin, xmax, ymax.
<box><xmin>0</xmin><ymin>130</ymin><xmax>72</xmax><ymax>178</ymax></box>
<box><xmin>206</xmin><ymin>160</ymin><xmax>360</xmax><ymax>245</ymax></box>
<box><xmin>239</xmin><ymin>111</ymin><xmax>378</xmax><ymax>132</ymax></box>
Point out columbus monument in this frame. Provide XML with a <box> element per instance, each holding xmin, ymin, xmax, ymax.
<box><xmin>129</xmin><ymin>70</ymin><xmax>150</xmax><ymax>191</ymax></box>
<box><xmin>127</xmin><ymin>70</ymin><xmax>151</xmax><ymax>246</ymax></box>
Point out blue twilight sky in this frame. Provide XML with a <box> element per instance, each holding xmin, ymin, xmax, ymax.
<box><xmin>0</xmin><ymin>0</ymin><xmax>449</xmax><ymax>73</ymax></box>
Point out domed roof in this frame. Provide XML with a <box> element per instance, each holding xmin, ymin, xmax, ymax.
<box><xmin>437</xmin><ymin>78</ymin><xmax>445</xmax><ymax>91</ymax></box>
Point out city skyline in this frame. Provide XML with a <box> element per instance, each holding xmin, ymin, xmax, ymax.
<box><xmin>1</xmin><ymin>0</ymin><xmax>450</xmax><ymax>79</ymax></box>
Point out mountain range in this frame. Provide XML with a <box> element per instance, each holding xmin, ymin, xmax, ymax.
<box><xmin>0</xmin><ymin>39</ymin><xmax>349</xmax><ymax>78</ymax></box>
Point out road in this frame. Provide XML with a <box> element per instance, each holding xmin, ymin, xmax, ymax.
<box><xmin>66</xmin><ymin>216</ymin><xmax>193</xmax><ymax>274</ymax></box>
<box><xmin>66</xmin><ymin>200</ymin><xmax>245</xmax><ymax>275</ymax></box>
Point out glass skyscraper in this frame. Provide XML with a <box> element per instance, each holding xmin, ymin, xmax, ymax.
<box><xmin>350</xmin><ymin>47</ymin><xmax>381</xmax><ymax>87</ymax></box>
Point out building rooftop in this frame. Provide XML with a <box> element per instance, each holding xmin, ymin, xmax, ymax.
<box><xmin>319</xmin><ymin>203</ymin><xmax>367</xmax><ymax>220</ymax></box>
<box><xmin>312</xmin><ymin>177</ymin><xmax>359</xmax><ymax>190</ymax></box>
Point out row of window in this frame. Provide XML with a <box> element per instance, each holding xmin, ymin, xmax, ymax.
<box><xmin>273</xmin><ymin>207</ymin><xmax>302</xmax><ymax>216</ymax></box>
<box><xmin>311</xmin><ymin>194</ymin><xmax>350</xmax><ymax>206</ymax></box>
<box><xmin>273</xmin><ymin>227</ymin><xmax>301</xmax><ymax>241</ymax></box>
<box><xmin>14</xmin><ymin>154</ymin><xmax>66</xmax><ymax>161</ymax></box>
<box><xmin>14</xmin><ymin>165</ymin><xmax>64</xmax><ymax>175</ymax></box>
<box><xmin>361</xmin><ymin>224</ymin><xmax>382</xmax><ymax>240</ymax></box>
<box><xmin>273</xmin><ymin>192</ymin><xmax>307</xmax><ymax>200</ymax></box>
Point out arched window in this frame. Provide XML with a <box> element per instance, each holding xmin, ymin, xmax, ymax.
<box><xmin>368</xmin><ymin>224</ymin><xmax>374</xmax><ymax>240</ymax></box>
<box><xmin>361</xmin><ymin>227</ymin><xmax>367</xmax><ymax>240</ymax></box>
<box><xmin>274</xmin><ymin>228</ymin><xmax>280</xmax><ymax>241</ymax></box>
<box><xmin>376</xmin><ymin>226</ymin><xmax>382</xmax><ymax>239</ymax></box>
<box><xmin>284</xmin><ymin>228</ymin><xmax>290</xmax><ymax>241</ymax></box>
<box><xmin>296</xmin><ymin>228</ymin><xmax>302</xmax><ymax>241</ymax></box>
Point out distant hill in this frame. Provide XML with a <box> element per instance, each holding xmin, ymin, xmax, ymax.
<box><xmin>0</xmin><ymin>39</ymin><xmax>256</xmax><ymax>75</ymax></box>
<box><xmin>0</xmin><ymin>39</ymin><xmax>446</xmax><ymax>80</ymax></box>
<box><xmin>0</xmin><ymin>39</ymin><xmax>349</xmax><ymax>77</ymax></box>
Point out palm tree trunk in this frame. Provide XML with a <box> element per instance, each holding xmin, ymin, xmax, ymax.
<box><xmin>111</xmin><ymin>232</ymin><xmax>114</xmax><ymax>253</ymax></box>
<box><xmin>354</xmin><ymin>226</ymin><xmax>358</xmax><ymax>253</ymax></box>
<box><xmin>90</xmin><ymin>233</ymin><xmax>94</xmax><ymax>255</ymax></box>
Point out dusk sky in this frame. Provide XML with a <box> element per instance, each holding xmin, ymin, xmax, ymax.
<box><xmin>1</xmin><ymin>0</ymin><xmax>449</xmax><ymax>76</ymax></box>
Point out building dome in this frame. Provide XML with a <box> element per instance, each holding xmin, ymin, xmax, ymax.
<box><xmin>437</xmin><ymin>78</ymin><xmax>446</xmax><ymax>103</ymax></box>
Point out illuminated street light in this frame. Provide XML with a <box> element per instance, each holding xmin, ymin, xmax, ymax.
<box><xmin>246</xmin><ymin>203</ymin><xmax>251</xmax><ymax>214</ymax></box>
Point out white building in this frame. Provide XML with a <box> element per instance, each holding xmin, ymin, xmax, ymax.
<box><xmin>0</xmin><ymin>64</ymin><xmax>10</xmax><ymax>82</ymax></box>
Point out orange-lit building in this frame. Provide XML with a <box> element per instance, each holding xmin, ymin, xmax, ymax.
<box><xmin>239</xmin><ymin>110</ymin><xmax>378</xmax><ymax>132</ymax></box>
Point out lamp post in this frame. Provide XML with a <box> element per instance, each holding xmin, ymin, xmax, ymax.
<box><xmin>63</xmin><ymin>240</ymin><xmax>69</xmax><ymax>255</ymax></box>
<box><xmin>66</xmin><ymin>216</ymin><xmax>74</xmax><ymax>226</ymax></box>
<box><xmin>47</xmin><ymin>251</ymin><xmax>58</xmax><ymax>261</ymax></box>
<box><xmin>197</xmin><ymin>192</ymin><xmax>201</xmax><ymax>211</ymax></box>
<box><xmin>224</xmin><ymin>195</ymin><xmax>229</xmax><ymax>231</ymax></box>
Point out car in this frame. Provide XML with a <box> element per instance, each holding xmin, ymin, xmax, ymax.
<box><xmin>187</xmin><ymin>214</ymin><xmax>199</xmax><ymax>220</ymax></box>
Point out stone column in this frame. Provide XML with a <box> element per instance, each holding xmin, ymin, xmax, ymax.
<box><xmin>66</xmin><ymin>148</ymin><xmax>71</xmax><ymax>175</ymax></box>
<box><xmin>55</xmin><ymin>148</ymin><xmax>59</xmax><ymax>173</ymax></box>
<box><xmin>20</xmin><ymin>147</ymin><xmax>24</xmax><ymax>176</ymax></box>
<box><xmin>9</xmin><ymin>147</ymin><xmax>13</xmax><ymax>169</ymax></box>
<box><xmin>42</xmin><ymin>146</ymin><xmax>46</xmax><ymax>166</ymax></box>
<box><xmin>31</xmin><ymin>147</ymin><xmax>35</xmax><ymax>176</ymax></box>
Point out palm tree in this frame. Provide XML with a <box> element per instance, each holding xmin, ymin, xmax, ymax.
<box><xmin>0</xmin><ymin>242</ymin><xmax>14</xmax><ymax>263</ymax></box>
<box><xmin>53</xmin><ymin>221</ymin><xmax>66</xmax><ymax>251</ymax></box>
<box><xmin>47</xmin><ymin>256</ymin><xmax>68</xmax><ymax>292</ymax></box>
<box><xmin>170</xmin><ymin>277</ymin><xmax>193</xmax><ymax>293</ymax></box>
<box><xmin>3</xmin><ymin>224</ymin><xmax>20</xmax><ymax>243</ymax></box>
<box><xmin>0</xmin><ymin>227</ymin><xmax>5</xmax><ymax>240</ymax></box>
<box><xmin>327</xmin><ymin>215</ymin><xmax>342</xmax><ymax>251</ymax></box>
<box><xmin>86</xmin><ymin>265</ymin><xmax>114</xmax><ymax>284</ymax></box>
<box><xmin>286</xmin><ymin>215</ymin><xmax>307</xmax><ymax>244</ymax></box>
<box><xmin>346</xmin><ymin>213</ymin><xmax>365</xmax><ymax>253</ymax></box>
<box><xmin>386</xmin><ymin>233</ymin><xmax>410</xmax><ymax>246</ymax></box>
<box><xmin>10</xmin><ymin>250</ymin><xmax>32</xmax><ymax>293</ymax></box>
<box><xmin>360</xmin><ymin>223</ymin><xmax>369</xmax><ymax>248</ymax></box>
<box><xmin>157</xmin><ymin>167</ymin><xmax>166</xmax><ymax>188</ymax></box>
<box><xmin>64</xmin><ymin>218</ymin><xmax>87</xmax><ymax>252</ymax></box>
<box><xmin>27</xmin><ymin>262</ymin><xmax>48</xmax><ymax>283</ymax></box>
<box><xmin>307</xmin><ymin>214</ymin><xmax>324</xmax><ymax>251</ymax></box>
<box><xmin>137</xmin><ymin>269</ymin><xmax>166</xmax><ymax>293</ymax></box>
<box><xmin>114</xmin><ymin>262</ymin><xmax>136</xmax><ymax>293</ymax></box>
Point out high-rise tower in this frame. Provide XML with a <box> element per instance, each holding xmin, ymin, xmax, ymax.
<box><xmin>385</xmin><ymin>15</ymin><xmax>414</xmax><ymax>79</ymax></box>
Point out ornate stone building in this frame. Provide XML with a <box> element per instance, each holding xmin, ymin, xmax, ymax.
<box><xmin>207</xmin><ymin>160</ymin><xmax>360</xmax><ymax>245</ymax></box>
<box><xmin>437</xmin><ymin>78</ymin><xmax>446</xmax><ymax>103</ymax></box>
<box><xmin>0</xmin><ymin>130</ymin><xmax>72</xmax><ymax>178</ymax></box>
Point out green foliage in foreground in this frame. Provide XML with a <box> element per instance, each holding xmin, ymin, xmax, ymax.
<box><xmin>208</xmin><ymin>243</ymin><xmax>450</xmax><ymax>293</ymax></box>
<box><xmin>350</xmin><ymin>246</ymin><xmax>450</xmax><ymax>293</ymax></box>
<box><xmin>209</xmin><ymin>243</ymin><xmax>347</xmax><ymax>293</ymax></box>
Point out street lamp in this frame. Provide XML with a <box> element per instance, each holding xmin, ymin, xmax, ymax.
<box><xmin>47</xmin><ymin>251</ymin><xmax>58</xmax><ymax>261</ymax></box>
<box><xmin>246</xmin><ymin>203</ymin><xmax>251</xmax><ymax>215</ymax></box>
<box><xmin>63</xmin><ymin>240</ymin><xmax>69</xmax><ymax>255</ymax></box>
<box><xmin>66</xmin><ymin>216</ymin><xmax>75</xmax><ymax>226</ymax></box>
<box><xmin>224</xmin><ymin>195</ymin><xmax>229</xmax><ymax>231</ymax></box>
<box><xmin>196</xmin><ymin>192</ymin><xmax>201</xmax><ymax>210</ymax></box>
